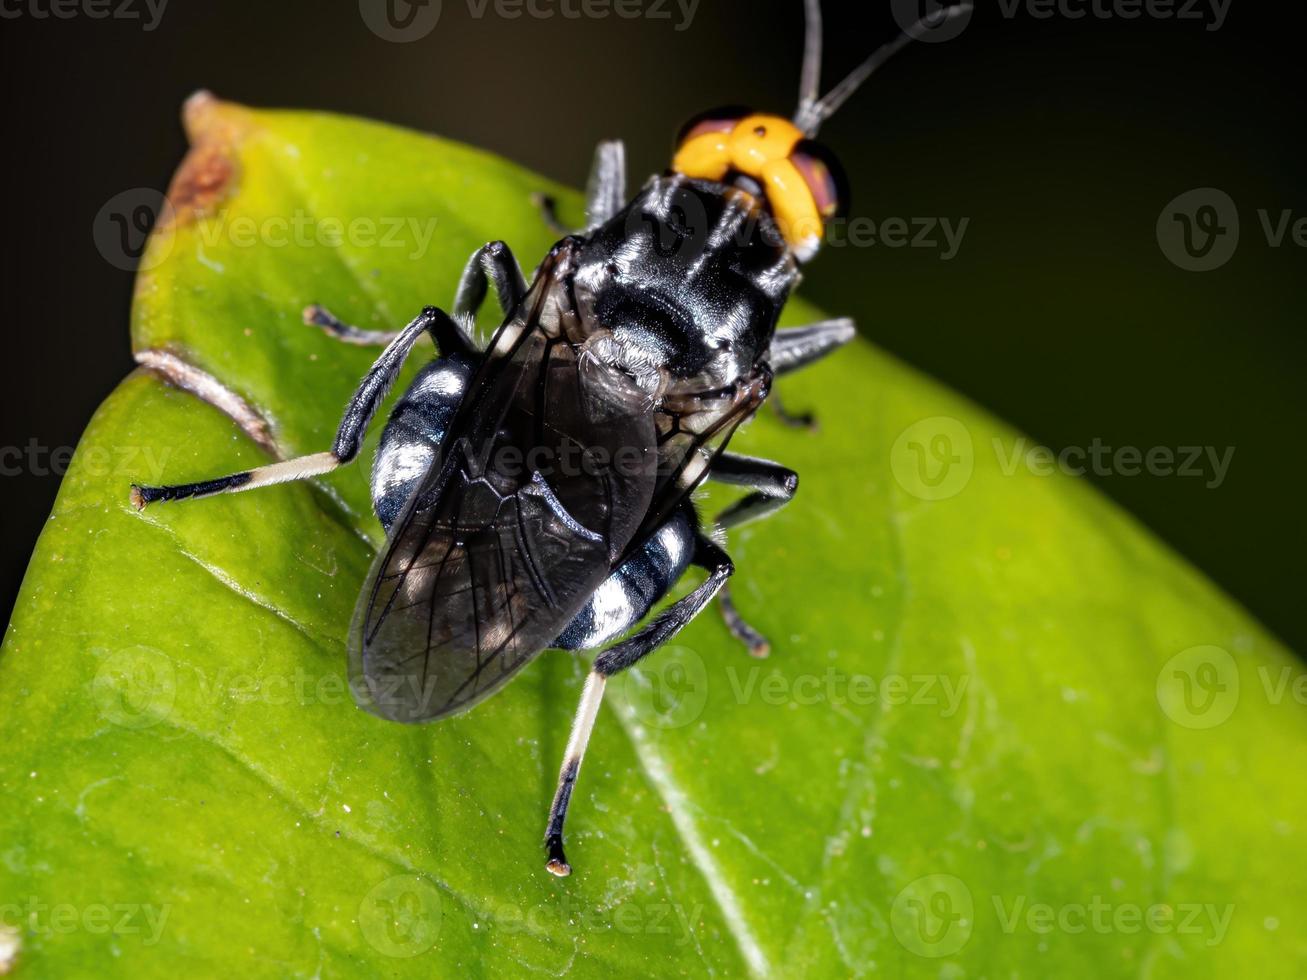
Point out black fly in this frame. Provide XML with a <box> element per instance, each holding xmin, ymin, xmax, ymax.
<box><xmin>131</xmin><ymin>0</ymin><xmax>972</xmax><ymax>876</ymax></box>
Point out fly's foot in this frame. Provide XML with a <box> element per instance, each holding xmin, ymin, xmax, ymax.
<box><xmin>719</xmin><ymin>584</ymin><xmax>770</xmax><ymax>658</ymax></box>
<box><xmin>545</xmin><ymin>835</ymin><xmax>572</xmax><ymax>877</ymax></box>
<box><xmin>769</xmin><ymin>390</ymin><xmax>817</xmax><ymax>431</ymax></box>
<box><xmin>531</xmin><ymin>192</ymin><xmax>571</xmax><ymax>237</ymax></box>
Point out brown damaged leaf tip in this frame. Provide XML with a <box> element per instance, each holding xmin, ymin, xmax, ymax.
<box><xmin>158</xmin><ymin>91</ymin><xmax>250</xmax><ymax>231</ymax></box>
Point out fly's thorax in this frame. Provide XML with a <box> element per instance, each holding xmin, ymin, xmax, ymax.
<box><xmin>571</xmin><ymin>174</ymin><xmax>799</xmax><ymax>393</ymax></box>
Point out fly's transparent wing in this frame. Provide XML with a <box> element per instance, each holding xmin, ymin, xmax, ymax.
<box><xmin>630</xmin><ymin>367</ymin><xmax>773</xmax><ymax>554</ymax></box>
<box><xmin>350</xmin><ymin>248</ymin><xmax>657</xmax><ymax>723</ymax></box>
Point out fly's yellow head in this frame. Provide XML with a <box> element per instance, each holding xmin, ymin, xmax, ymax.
<box><xmin>671</xmin><ymin>109</ymin><xmax>845</xmax><ymax>262</ymax></box>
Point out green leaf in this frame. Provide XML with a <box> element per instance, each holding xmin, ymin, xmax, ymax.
<box><xmin>2</xmin><ymin>94</ymin><xmax>1303</xmax><ymax>978</ymax></box>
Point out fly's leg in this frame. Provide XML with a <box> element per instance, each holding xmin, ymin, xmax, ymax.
<box><xmin>543</xmin><ymin>671</ymin><xmax>606</xmax><ymax>877</ymax></box>
<box><xmin>583</xmin><ymin>140</ymin><xmax>627</xmax><ymax>228</ymax></box>
<box><xmin>768</xmin><ymin>390</ymin><xmax>817</xmax><ymax>429</ymax></box>
<box><xmin>533</xmin><ymin>140</ymin><xmax>627</xmax><ymax>236</ymax></box>
<box><xmin>530</xmin><ymin>193</ymin><xmax>570</xmax><ymax>237</ymax></box>
<box><xmin>451</xmin><ymin>240</ymin><xmax>527</xmax><ymax>323</ymax></box>
<box><xmin>304</xmin><ymin>240</ymin><xmax>525</xmax><ymax>348</ymax></box>
<box><xmin>130</xmin><ymin>306</ymin><xmax>461</xmax><ymax>508</ymax></box>
<box><xmin>544</xmin><ymin>533</ymin><xmax>732</xmax><ymax>877</ymax></box>
<box><xmin>708</xmin><ymin>452</ymin><xmax>800</xmax><ymax>658</ymax></box>
<box><xmin>766</xmin><ymin>317</ymin><xmax>856</xmax><ymax>427</ymax></box>
<box><xmin>302</xmin><ymin>304</ymin><xmax>405</xmax><ymax>346</ymax></box>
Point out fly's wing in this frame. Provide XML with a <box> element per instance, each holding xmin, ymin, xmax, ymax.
<box><xmin>628</xmin><ymin>366</ymin><xmax>774</xmax><ymax>554</ymax></box>
<box><xmin>350</xmin><ymin>246</ymin><xmax>657</xmax><ymax>723</ymax></box>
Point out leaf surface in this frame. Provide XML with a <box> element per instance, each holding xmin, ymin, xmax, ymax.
<box><xmin>2</xmin><ymin>96</ymin><xmax>1303</xmax><ymax>979</ymax></box>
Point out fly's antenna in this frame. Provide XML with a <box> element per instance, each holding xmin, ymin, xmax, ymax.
<box><xmin>794</xmin><ymin>1</ymin><xmax>973</xmax><ymax>136</ymax></box>
<box><xmin>796</xmin><ymin>0</ymin><xmax>824</xmax><ymax>129</ymax></box>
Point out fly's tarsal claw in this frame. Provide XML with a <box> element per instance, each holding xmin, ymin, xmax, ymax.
<box><xmin>545</xmin><ymin>837</ymin><xmax>572</xmax><ymax>877</ymax></box>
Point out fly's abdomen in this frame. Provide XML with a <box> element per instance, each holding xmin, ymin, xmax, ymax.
<box><xmin>554</xmin><ymin>506</ymin><xmax>696</xmax><ymax>651</ymax></box>
<box><xmin>371</xmin><ymin>354</ymin><xmax>474</xmax><ymax>531</ymax></box>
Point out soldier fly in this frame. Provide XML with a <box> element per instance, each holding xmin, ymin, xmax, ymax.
<box><xmin>131</xmin><ymin>0</ymin><xmax>972</xmax><ymax>876</ymax></box>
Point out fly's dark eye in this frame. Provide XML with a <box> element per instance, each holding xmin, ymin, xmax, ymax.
<box><xmin>790</xmin><ymin>138</ymin><xmax>850</xmax><ymax>219</ymax></box>
<box><xmin>676</xmin><ymin>105</ymin><xmax>753</xmax><ymax>146</ymax></box>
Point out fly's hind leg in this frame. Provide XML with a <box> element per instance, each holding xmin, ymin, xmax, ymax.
<box><xmin>543</xmin><ymin>513</ymin><xmax>727</xmax><ymax>877</ymax></box>
<box><xmin>708</xmin><ymin>452</ymin><xmax>800</xmax><ymax>658</ymax></box>
<box><xmin>533</xmin><ymin>140</ymin><xmax>627</xmax><ymax>236</ymax></box>
<box><xmin>130</xmin><ymin>306</ymin><xmax>462</xmax><ymax>508</ymax></box>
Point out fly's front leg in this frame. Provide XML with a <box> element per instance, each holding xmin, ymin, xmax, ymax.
<box><xmin>709</xmin><ymin>452</ymin><xmax>799</xmax><ymax>657</ymax></box>
<box><xmin>766</xmin><ymin>317</ymin><xmax>856</xmax><ymax>428</ymax></box>
<box><xmin>131</xmin><ymin>306</ymin><xmax>458</xmax><ymax>508</ymax></box>
<box><xmin>451</xmin><ymin>240</ymin><xmax>527</xmax><ymax>324</ymax></box>
<box><xmin>544</xmin><ymin>532</ymin><xmax>732</xmax><ymax>877</ymax></box>
<box><xmin>583</xmin><ymin>140</ymin><xmax>627</xmax><ymax>229</ymax></box>
<box><xmin>303</xmin><ymin>240</ymin><xmax>521</xmax><ymax>350</ymax></box>
<box><xmin>533</xmin><ymin>140</ymin><xmax>627</xmax><ymax>236</ymax></box>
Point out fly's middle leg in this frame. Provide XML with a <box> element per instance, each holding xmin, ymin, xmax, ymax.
<box><xmin>765</xmin><ymin>317</ymin><xmax>856</xmax><ymax>428</ymax></box>
<box><xmin>707</xmin><ymin>452</ymin><xmax>800</xmax><ymax>657</ymax></box>
<box><xmin>130</xmin><ymin>306</ymin><xmax>455</xmax><ymax>508</ymax></box>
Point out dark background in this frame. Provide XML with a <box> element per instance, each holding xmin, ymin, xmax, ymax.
<box><xmin>1</xmin><ymin>1</ymin><xmax>1302</xmax><ymax>650</ymax></box>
